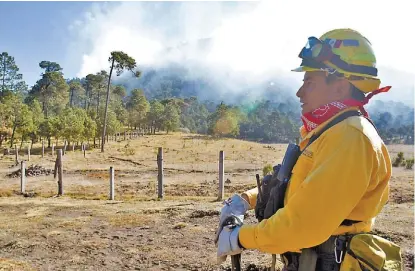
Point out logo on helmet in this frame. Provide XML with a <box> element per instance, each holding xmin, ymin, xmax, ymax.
<box><xmin>324</xmin><ymin>38</ymin><xmax>360</xmax><ymax>48</ymax></box>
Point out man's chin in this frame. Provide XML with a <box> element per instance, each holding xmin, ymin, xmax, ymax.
<box><xmin>301</xmin><ymin>107</ymin><xmax>310</xmax><ymax>115</ymax></box>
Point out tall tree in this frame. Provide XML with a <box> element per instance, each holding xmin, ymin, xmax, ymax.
<box><xmin>0</xmin><ymin>52</ymin><xmax>25</xmax><ymax>95</ymax></box>
<box><xmin>208</xmin><ymin>102</ymin><xmax>242</xmax><ymax>137</ymax></box>
<box><xmin>93</xmin><ymin>71</ymin><xmax>108</xmax><ymax>115</ymax></box>
<box><xmin>68</xmin><ymin>79</ymin><xmax>85</xmax><ymax>108</ymax></box>
<box><xmin>126</xmin><ymin>89</ymin><xmax>149</xmax><ymax>130</ymax></box>
<box><xmin>39</xmin><ymin>61</ymin><xmax>62</xmax><ymax>73</ymax></box>
<box><xmin>148</xmin><ymin>100</ymin><xmax>165</xmax><ymax>134</ymax></box>
<box><xmin>101</xmin><ymin>51</ymin><xmax>140</xmax><ymax>152</ymax></box>
<box><xmin>162</xmin><ymin>102</ymin><xmax>180</xmax><ymax>134</ymax></box>
<box><xmin>29</xmin><ymin>61</ymin><xmax>69</xmax><ymax>118</ymax></box>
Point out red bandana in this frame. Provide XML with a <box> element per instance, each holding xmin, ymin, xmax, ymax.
<box><xmin>301</xmin><ymin>86</ymin><xmax>392</xmax><ymax>132</ymax></box>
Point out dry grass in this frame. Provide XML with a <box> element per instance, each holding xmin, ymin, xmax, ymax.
<box><xmin>107</xmin><ymin>213</ymin><xmax>156</xmax><ymax>227</ymax></box>
<box><xmin>0</xmin><ymin>132</ymin><xmax>413</xmax><ymax>270</ymax></box>
<box><xmin>0</xmin><ymin>258</ymin><xmax>36</xmax><ymax>271</ymax></box>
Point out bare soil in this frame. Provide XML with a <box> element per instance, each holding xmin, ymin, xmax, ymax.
<box><xmin>0</xmin><ymin>134</ymin><xmax>413</xmax><ymax>270</ymax></box>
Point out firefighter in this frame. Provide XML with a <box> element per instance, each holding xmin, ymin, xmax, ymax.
<box><xmin>215</xmin><ymin>28</ymin><xmax>394</xmax><ymax>271</ymax></box>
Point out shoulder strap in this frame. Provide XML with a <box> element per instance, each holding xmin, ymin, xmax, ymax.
<box><xmin>302</xmin><ymin>110</ymin><xmax>361</xmax><ymax>152</ymax></box>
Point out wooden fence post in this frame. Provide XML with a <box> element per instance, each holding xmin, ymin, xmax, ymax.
<box><xmin>27</xmin><ymin>146</ymin><xmax>30</xmax><ymax>161</ymax></box>
<box><xmin>14</xmin><ymin>144</ymin><xmax>18</xmax><ymax>165</ymax></box>
<box><xmin>57</xmin><ymin>149</ymin><xmax>63</xmax><ymax>196</ymax></box>
<box><xmin>157</xmin><ymin>147</ymin><xmax>164</xmax><ymax>199</ymax></box>
<box><xmin>109</xmin><ymin>166</ymin><xmax>114</xmax><ymax>200</ymax></box>
<box><xmin>218</xmin><ymin>150</ymin><xmax>224</xmax><ymax>201</ymax></box>
<box><xmin>42</xmin><ymin>140</ymin><xmax>45</xmax><ymax>158</ymax></box>
<box><xmin>20</xmin><ymin>161</ymin><xmax>26</xmax><ymax>194</ymax></box>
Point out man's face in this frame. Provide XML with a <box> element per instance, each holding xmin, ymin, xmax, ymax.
<box><xmin>296</xmin><ymin>71</ymin><xmax>338</xmax><ymax>114</ymax></box>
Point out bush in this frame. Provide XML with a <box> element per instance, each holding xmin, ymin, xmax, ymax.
<box><xmin>392</xmin><ymin>152</ymin><xmax>405</xmax><ymax>167</ymax></box>
<box><xmin>405</xmin><ymin>159</ymin><xmax>414</xmax><ymax>170</ymax></box>
<box><xmin>122</xmin><ymin>142</ymin><xmax>135</xmax><ymax>156</ymax></box>
<box><xmin>263</xmin><ymin>164</ymin><xmax>273</xmax><ymax>177</ymax></box>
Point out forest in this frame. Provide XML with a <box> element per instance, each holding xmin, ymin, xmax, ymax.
<box><xmin>0</xmin><ymin>51</ymin><xmax>413</xmax><ymax>151</ymax></box>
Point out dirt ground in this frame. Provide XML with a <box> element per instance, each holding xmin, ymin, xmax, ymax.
<box><xmin>0</xmin><ymin>133</ymin><xmax>413</xmax><ymax>271</ymax></box>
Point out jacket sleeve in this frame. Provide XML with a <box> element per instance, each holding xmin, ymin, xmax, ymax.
<box><xmin>241</xmin><ymin>187</ymin><xmax>258</xmax><ymax>210</ymax></box>
<box><xmin>238</xmin><ymin>127</ymin><xmax>375</xmax><ymax>253</ymax></box>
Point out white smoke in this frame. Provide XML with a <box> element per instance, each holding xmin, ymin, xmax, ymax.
<box><xmin>67</xmin><ymin>0</ymin><xmax>415</xmax><ymax>105</ymax></box>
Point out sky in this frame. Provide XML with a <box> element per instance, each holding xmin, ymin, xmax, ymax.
<box><xmin>0</xmin><ymin>0</ymin><xmax>414</xmax><ymax>105</ymax></box>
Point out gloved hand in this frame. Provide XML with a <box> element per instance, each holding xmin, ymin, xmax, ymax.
<box><xmin>216</xmin><ymin>216</ymin><xmax>243</xmax><ymax>264</ymax></box>
<box><xmin>214</xmin><ymin>194</ymin><xmax>250</xmax><ymax>245</ymax></box>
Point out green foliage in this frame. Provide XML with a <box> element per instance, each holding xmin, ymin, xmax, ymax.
<box><xmin>180</xmin><ymin>97</ymin><xmax>209</xmax><ymax>133</ymax></box>
<box><xmin>29</xmin><ymin>62</ymin><xmax>69</xmax><ymax>118</ymax></box>
<box><xmin>127</xmin><ymin>89</ymin><xmax>149</xmax><ymax>129</ymax></box>
<box><xmin>1</xmin><ymin>50</ymin><xmax>412</xmax><ymax>151</ymax></box>
<box><xmin>96</xmin><ymin>107</ymin><xmax>121</xmax><ymax>136</ymax></box>
<box><xmin>0</xmin><ymin>52</ymin><xmax>26</xmax><ymax>95</ymax></box>
<box><xmin>208</xmin><ymin>102</ymin><xmax>242</xmax><ymax>137</ymax></box>
<box><xmin>112</xmin><ymin>85</ymin><xmax>127</xmax><ymax>99</ymax></box>
<box><xmin>83</xmin><ymin>115</ymin><xmax>97</xmax><ymax>142</ymax></box>
<box><xmin>392</xmin><ymin>152</ymin><xmax>405</xmax><ymax>167</ymax></box>
<box><xmin>263</xmin><ymin>164</ymin><xmax>273</xmax><ymax>177</ymax></box>
<box><xmin>39</xmin><ymin>61</ymin><xmax>62</xmax><ymax>73</ymax></box>
<box><xmin>109</xmin><ymin>51</ymin><xmax>140</xmax><ymax>76</ymax></box>
<box><xmin>405</xmin><ymin>158</ymin><xmax>414</xmax><ymax>170</ymax></box>
<box><xmin>68</xmin><ymin>79</ymin><xmax>85</xmax><ymax>108</ymax></box>
<box><xmin>60</xmin><ymin>108</ymin><xmax>87</xmax><ymax>143</ymax></box>
<box><xmin>148</xmin><ymin>100</ymin><xmax>165</xmax><ymax>134</ymax></box>
<box><xmin>162</xmin><ymin>102</ymin><xmax>180</xmax><ymax>134</ymax></box>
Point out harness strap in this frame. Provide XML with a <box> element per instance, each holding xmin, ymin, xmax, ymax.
<box><xmin>303</xmin><ymin>110</ymin><xmax>362</xmax><ymax>152</ymax></box>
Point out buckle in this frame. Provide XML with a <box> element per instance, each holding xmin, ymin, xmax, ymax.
<box><xmin>334</xmin><ymin>236</ymin><xmax>347</xmax><ymax>264</ymax></box>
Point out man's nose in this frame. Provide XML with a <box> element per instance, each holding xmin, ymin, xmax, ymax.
<box><xmin>296</xmin><ymin>85</ymin><xmax>304</xmax><ymax>98</ymax></box>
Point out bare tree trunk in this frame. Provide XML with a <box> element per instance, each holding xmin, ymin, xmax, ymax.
<box><xmin>101</xmin><ymin>58</ymin><xmax>115</xmax><ymax>153</ymax></box>
<box><xmin>20</xmin><ymin>134</ymin><xmax>24</xmax><ymax>149</ymax></box>
<box><xmin>10</xmin><ymin>122</ymin><xmax>16</xmax><ymax>148</ymax></box>
<box><xmin>1</xmin><ymin>57</ymin><xmax>6</xmax><ymax>94</ymax></box>
<box><xmin>70</xmin><ymin>88</ymin><xmax>74</xmax><ymax>107</ymax></box>
<box><xmin>97</xmin><ymin>91</ymin><xmax>100</xmax><ymax>116</ymax></box>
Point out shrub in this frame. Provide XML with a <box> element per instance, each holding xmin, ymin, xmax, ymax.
<box><xmin>405</xmin><ymin>158</ymin><xmax>414</xmax><ymax>170</ymax></box>
<box><xmin>263</xmin><ymin>164</ymin><xmax>273</xmax><ymax>177</ymax></box>
<box><xmin>392</xmin><ymin>152</ymin><xmax>405</xmax><ymax>167</ymax></box>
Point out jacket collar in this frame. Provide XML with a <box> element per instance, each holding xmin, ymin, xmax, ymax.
<box><xmin>299</xmin><ymin>106</ymin><xmax>361</xmax><ymax>141</ymax></box>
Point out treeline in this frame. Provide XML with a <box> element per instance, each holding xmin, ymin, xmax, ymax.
<box><xmin>0</xmin><ymin>51</ymin><xmax>300</xmax><ymax>150</ymax></box>
<box><xmin>0</xmin><ymin>51</ymin><xmax>412</xmax><ymax>148</ymax></box>
<box><xmin>368</xmin><ymin>101</ymin><xmax>414</xmax><ymax>144</ymax></box>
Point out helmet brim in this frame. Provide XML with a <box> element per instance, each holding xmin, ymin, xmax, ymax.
<box><xmin>291</xmin><ymin>66</ymin><xmax>321</xmax><ymax>73</ymax></box>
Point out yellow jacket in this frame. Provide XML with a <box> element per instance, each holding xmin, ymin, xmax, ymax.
<box><xmin>238</xmin><ymin>107</ymin><xmax>391</xmax><ymax>254</ymax></box>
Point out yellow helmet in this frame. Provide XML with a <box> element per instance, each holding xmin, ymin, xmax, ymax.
<box><xmin>292</xmin><ymin>28</ymin><xmax>381</xmax><ymax>93</ymax></box>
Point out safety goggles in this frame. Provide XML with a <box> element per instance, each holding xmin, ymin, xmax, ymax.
<box><xmin>298</xmin><ymin>36</ymin><xmax>378</xmax><ymax>77</ymax></box>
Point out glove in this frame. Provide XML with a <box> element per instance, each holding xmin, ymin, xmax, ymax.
<box><xmin>214</xmin><ymin>194</ymin><xmax>250</xmax><ymax>245</ymax></box>
<box><xmin>216</xmin><ymin>216</ymin><xmax>243</xmax><ymax>264</ymax></box>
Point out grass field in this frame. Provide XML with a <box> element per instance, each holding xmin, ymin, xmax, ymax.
<box><xmin>0</xmin><ymin>132</ymin><xmax>413</xmax><ymax>271</ymax></box>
